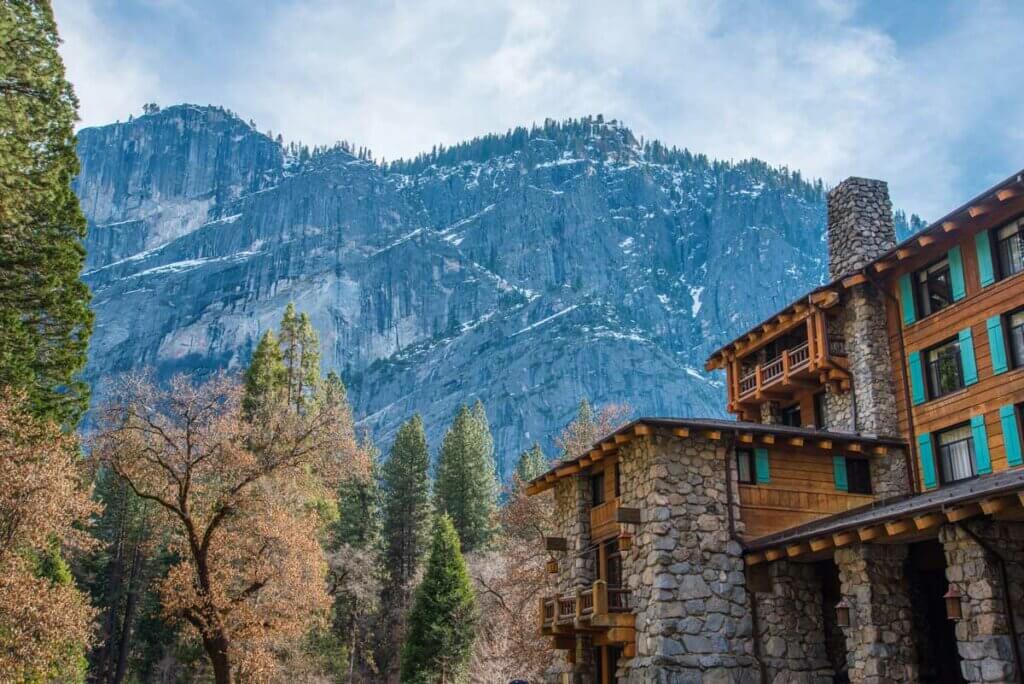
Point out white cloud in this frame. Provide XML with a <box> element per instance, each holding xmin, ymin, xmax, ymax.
<box><xmin>51</xmin><ymin>0</ymin><xmax>1024</xmax><ymax>219</ymax></box>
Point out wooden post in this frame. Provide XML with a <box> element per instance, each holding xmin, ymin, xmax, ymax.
<box><xmin>539</xmin><ymin>596</ymin><xmax>546</xmax><ymax>631</ymax></box>
<box><xmin>755</xmin><ymin>364</ymin><xmax>763</xmax><ymax>395</ymax></box>
<box><xmin>781</xmin><ymin>347</ymin><xmax>791</xmax><ymax>381</ymax></box>
<box><xmin>593</xmin><ymin>579</ymin><xmax>608</xmax><ymax>616</ymax></box>
<box><xmin>598</xmin><ymin>542</ymin><xmax>608</xmax><ymax>581</ymax></box>
<box><xmin>806</xmin><ymin>316</ymin><xmax>817</xmax><ymax>370</ymax></box>
<box><xmin>575</xmin><ymin>587</ymin><xmax>583</xmax><ymax>621</ymax></box>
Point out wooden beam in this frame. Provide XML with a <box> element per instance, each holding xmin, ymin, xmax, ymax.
<box><xmin>897</xmin><ymin>247</ymin><xmax>917</xmax><ymax>260</ymax></box>
<box><xmin>917</xmin><ymin>235</ymin><xmax>937</xmax><ymax>247</ymax></box>
<box><xmin>997</xmin><ymin>188</ymin><xmax>1020</xmax><ymax>202</ymax></box>
<box><xmin>788</xmin><ymin>437</ymin><xmax>805</xmax><ymax>447</ymax></box>
<box><xmin>874</xmin><ymin>259</ymin><xmax>896</xmax><ymax>273</ymax></box>
<box><xmin>704</xmin><ymin>430</ymin><xmax>722</xmax><ymax>440</ymax></box>
<box><xmin>809</xmin><ymin>537</ymin><xmax>834</xmax><ymax>553</ymax></box>
<box><xmin>914</xmin><ymin>513</ymin><xmax>945</xmax><ymax>530</ymax></box>
<box><xmin>600</xmin><ymin>441</ymin><xmax>616</xmax><ymax>452</ymax></box>
<box><xmin>739</xmin><ymin>433</ymin><xmax>754</xmax><ymax>443</ymax></box>
<box><xmin>556</xmin><ymin>464</ymin><xmax>581</xmax><ymax>477</ymax></box>
<box><xmin>613</xmin><ymin>433</ymin><xmax>630</xmax><ymax>445</ymax></box>
<box><xmin>858</xmin><ymin>525</ymin><xmax>886</xmax><ymax>542</ymax></box>
<box><xmin>871</xmin><ymin>445</ymin><xmax>888</xmax><ymax>456</ymax></box>
<box><xmin>842</xmin><ymin>274</ymin><xmax>867</xmax><ymax>288</ymax></box>
<box><xmin>673</xmin><ymin>428</ymin><xmax>690</xmax><ymax>438</ymax></box>
<box><xmin>589</xmin><ymin>449</ymin><xmax>605</xmax><ymax>462</ymax></box>
<box><xmin>846</xmin><ymin>442</ymin><xmax>863</xmax><ymax>453</ymax></box>
<box><xmin>885</xmin><ymin>519</ymin><xmax>914</xmax><ymax>537</ymax></box>
<box><xmin>818</xmin><ymin>440</ymin><xmax>833</xmax><ymax>450</ymax></box>
<box><xmin>745</xmin><ymin>553</ymin><xmax>766</xmax><ymax>566</ymax></box>
<box><xmin>968</xmin><ymin>205</ymin><xmax>988</xmax><ymax>218</ymax></box>
<box><xmin>945</xmin><ymin>503</ymin><xmax>981</xmax><ymax>523</ymax></box>
<box><xmin>761</xmin><ymin>434</ymin><xmax>775</xmax><ymax>445</ymax></box>
<box><xmin>764</xmin><ymin>549</ymin><xmax>784</xmax><ymax>562</ymax></box>
<box><xmin>942</xmin><ymin>221</ymin><xmax>957</xmax><ymax>232</ymax></box>
<box><xmin>786</xmin><ymin>543</ymin><xmax>809</xmax><ymax>558</ymax></box>
<box><xmin>832</xmin><ymin>531</ymin><xmax>858</xmax><ymax>547</ymax></box>
<box><xmin>634</xmin><ymin>424</ymin><xmax>652</xmax><ymax>437</ymax></box>
<box><xmin>980</xmin><ymin>496</ymin><xmax>1019</xmax><ymax>515</ymax></box>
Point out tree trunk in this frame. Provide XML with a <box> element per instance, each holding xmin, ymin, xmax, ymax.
<box><xmin>203</xmin><ymin>632</ymin><xmax>233</xmax><ymax>684</ymax></box>
<box><xmin>97</xmin><ymin>491</ymin><xmax>128</xmax><ymax>682</ymax></box>
<box><xmin>112</xmin><ymin>537</ymin><xmax>146</xmax><ymax>684</ymax></box>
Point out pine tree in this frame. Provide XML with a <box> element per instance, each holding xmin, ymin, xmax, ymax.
<box><xmin>279</xmin><ymin>303</ymin><xmax>302</xmax><ymax>407</ymax></box>
<box><xmin>242</xmin><ymin>330</ymin><xmax>285</xmax><ymax>418</ymax></box>
<box><xmin>381</xmin><ymin>415</ymin><xmax>432</xmax><ymax>589</ymax></box>
<box><xmin>400</xmin><ymin>515</ymin><xmax>476</xmax><ymax>684</ymax></box>
<box><xmin>434</xmin><ymin>403</ymin><xmax>498</xmax><ymax>553</ymax></box>
<box><xmin>514</xmin><ymin>443</ymin><xmax>549</xmax><ymax>483</ymax></box>
<box><xmin>0</xmin><ymin>0</ymin><xmax>93</xmax><ymax>427</ymax></box>
<box><xmin>335</xmin><ymin>459</ymin><xmax>381</xmax><ymax>550</ymax></box>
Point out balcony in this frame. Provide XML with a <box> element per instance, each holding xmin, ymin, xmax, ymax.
<box><xmin>734</xmin><ymin>334</ymin><xmax>849</xmax><ymax>407</ymax></box>
<box><xmin>540</xmin><ymin>580</ymin><xmax>635</xmax><ymax>651</ymax></box>
<box><xmin>590</xmin><ymin>498</ymin><xmax>620</xmax><ymax>540</ymax></box>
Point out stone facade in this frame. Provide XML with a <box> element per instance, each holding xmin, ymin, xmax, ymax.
<box><xmin>827</xmin><ymin>177</ymin><xmax>896</xmax><ymax>280</ymax></box>
<box><xmin>940</xmin><ymin>521</ymin><xmax>1024</xmax><ymax>683</ymax></box>
<box><xmin>752</xmin><ymin>560</ymin><xmax>832</xmax><ymax>684</ymax></box>
<box><xmin>834</xmin><ymin>545</ymin><xmax>918</xmax><ymax>683</ymax></box>
<box><xmin>617</xmin><ymin>435</ymin><xmax>760</xmax><ymax>683</ymax></box>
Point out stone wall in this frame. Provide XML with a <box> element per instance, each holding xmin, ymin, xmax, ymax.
<box><xmin>827</xmin><ymin>177</ymin><xmax>896</xmax><ymax>280</ymax></box>
<box><xmin>834</xmin><ymin>544</ymin><xmax>918</xmax><ymax>684</ymax></box>
<box><xmin>869</xmin><ymin>447</ymin><xmax>911</xmax><ymax>500</ymax></box>
<box><xmin>618</xmin><ymin>434</ymin><xmax>760</xmax><ymax>683</ymax></box>
<box><xmin>940</xmin><ymin>521</ymin><xmax>1024</xmax><ymax>683</ymax></box>
<box><xmin>842</xmin><ymin>287</ymin><xmax>901</xmax><ymax>438</ymax></box>
<box><xmin>753</xmin><ymin>560</ymin><xmax>833</xmax><ymax>684</ymax></box>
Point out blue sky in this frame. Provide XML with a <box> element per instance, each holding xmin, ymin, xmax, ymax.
<box><xmin>54</xmin><ymin>0</ymin><xmax>1024</xmax><ymax>220</ymax></box>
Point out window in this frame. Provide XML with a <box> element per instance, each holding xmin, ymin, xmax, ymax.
<box><xmin>915</xmin><ymin>257</ymin><xmax>953</xmax><ymax>317</ymax></box>
<box><xmin>780</xmin><ymin>404</ymin><xmax>801</xmax><ymax>427</ymax></box>
<box><xmin>995</xmin><ymin>219</ymin><xmax>1024</xmax><ymax>280</ymax></box>
<box><xmin>1009</xmin><ymin>309</ymin><xmax>1024</xmax><ymax>369</ymax></box>
<box><xmin>846</xmin><ymin>459</ymin><xmax>872</xmax><ymax>494</ymax></box>
<box><xmin>936</xmin><ymin>424</ymin><xmax>976</xmax><ymax>484</ymax></box>
<box><xmin>736</xmin><ymin>448</ymin><xmax>755</xmax><ymax>484</ymax></box>
<box><xmin>925</xmin><ymin>337</ymin><xmax>964</xmax><ymax>399</ymax></box>
<box><xmin>813</xmin><ymin>392</ymin><xmax>827</xmax><ymax>429</ymax></box>
<box><xmin>590</xmin><ymin>471</ymin><xmax>605</xmax><ymax>506</ymax></box>
<box><xmin>604</xmin><ymin>539</ymin><xmax>622</xmax><ymax>587</ymax></box>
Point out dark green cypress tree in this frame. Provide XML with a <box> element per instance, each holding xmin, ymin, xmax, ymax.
<box><xmin>434</xmin><ymin>403</ymin><xmax>498</xmax><ymax>552</ymax></box>
<box><xmin>400</xmin><ymin>515</ymin><xmax>476</xmax><ymax>684</ymax></box>
<box><xmin>514</xmin><ymin>442</ymin><xmax>549</xmax><ymax>483</ymax></box>
<box><xmin>241</xmin><ymin>330</ymin><xmax>285</xmax><ymax>418</ymax></box>
<box><xmin>0</xmin><ymin>0</ymin><xmax>93</xmax><ymax>427</ymax></box>
<box><xmin>381</xmin><ymin>414</ymin><xmax>432</xmax><ymax>588</ymax></box>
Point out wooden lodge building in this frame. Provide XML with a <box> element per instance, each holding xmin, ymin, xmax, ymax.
<box><xmin>526</xmin><ymin>173</ymin><xmax>1024</xmax><ymax>683</ymax></box>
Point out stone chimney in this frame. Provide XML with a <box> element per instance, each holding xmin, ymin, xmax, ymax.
<box><xmin>827</xmin><ymin>177</ymin><xmax>896</xmax><ymax>280</ymax></box>
<box><xmin>823</xmin><ymin>179</ymin><xmax>904</xmax><ymax>487</ymax></box>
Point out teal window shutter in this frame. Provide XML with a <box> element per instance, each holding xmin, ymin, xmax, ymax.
<box><xmin>754</xmin><ymin>448</ymin><xmax>770</xmax><ymax>484</ymax></box>
<box><xmin>987</xmin><ymin>316</ymin><xmax>1009</xmax><ymax>375</ymax></box>
<box><xmin>975</xmin><ymin>230</ymin><xmax>996</xmax><ymax>287</ymax></box>
<box><xmin>959</xmin><ymin>327</ymin><xmax>978</xmax><ymax>385</ymax></box>
<box><xmin>898</xmin><ymin>274</ymin><xmax>917</xmax><ymax>325</ymax></box>
<box><xmin>970</xmin><ymin>415</ymin><xmax>992</xmax><ymax>475</ymax></box>
<box><xmin>908</xmin><ymin>351</ymin><xmax>926</xmax><ymax>405</ymax></box>
<box><xmin>949</xmin><ymin>246</ymin><xmax>967</xmax><ymax>301</ymax></box>
<box><xmin>918</xmin><ymin>433</ymin><xmax>937</xmax><ymax>489</ymax></box>
<box><xmin>1000</xmin><ymin>405</ymin><xmax>1023</xmax><ymax>467</ymax></box>
<box><xmin>832</xmin><ymin>455</ymin><xmax>849</xmax><ymax>491</ymax></box>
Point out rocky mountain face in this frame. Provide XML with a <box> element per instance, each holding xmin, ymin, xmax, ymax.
<box><xmin>76</xmin><ymin>105</ymin><xmax>906</xmax><ymax>477</ymax></box>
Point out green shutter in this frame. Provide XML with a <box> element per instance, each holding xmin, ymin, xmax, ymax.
<box><xmin>987</xmin><ymin>315</ymin><xmax>1009</xmax><ymax>375</ymax></box>
<box><xmin>1000</xmin><ymin>405</ymin><xmax>1023</xmax><ymax>467</ymax></box>
<box><xmin>959</xmin><ymin>327</ymin><xmax>978</xmax><ymax>385</ymax></box>
<box><xmin>918</xmin><ymin>433</ymin><xmax>937</xmax><ymax>489</ymax></box>
<box><xmin>832</xmin><ymin>455</ymin><xmax>849</xmax><ymax>491</ymax></box>
<box><xmin>976</xmin><ymin>230</ymin><xmax>996</xmax><ymax>287</ymax></box>
<box><xmin>754</xmin><ymin>448</ymin><xmax>770</xmax><ymax>484</ymax></box>
<box><xmin>949</xmin><ymin>246</ymin><xmax>967</xmax><ymax>301</ymax></box>
<box><xmin>970</xmin><ymin>415</ymin><xmax>992</xmax><ymax>475</ymax></box>
<box><xmin>908</xmin><ymin>351</ymin><xmax>926</xmax><ymax>405</ymax></box>
<box><xmin>898</xmin><ymin>274</ymin><xmax>917</xmax><ymax>325</ymax></box>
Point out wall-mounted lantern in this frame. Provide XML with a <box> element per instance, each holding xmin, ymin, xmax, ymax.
<box><xmin>546</xmin><ymin>557</ymin><xmax>559</xmax><ymax>574</ymax></box>
<box><xmin>618</xmin><ymin>533</ymin><xmax>632</xmax><ymax>552</ymax></box>
<box><xmin>944</xmin><ymin>585</ymin><xmax>963</xmax><ymax>621</ymax></box>
<box><xmin>835</xmin><ymin>598</ymin><xmax>852</xmax><ymax>628</ymax></box>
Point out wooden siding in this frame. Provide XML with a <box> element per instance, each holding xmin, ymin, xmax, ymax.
<box><xmin>737</xmin><ymin>443</ymin><xmax>876</xmax><ymax>540</ymax></box>
<box><xmin>885</xmin><ymin>208</ymin><xmax>1024</xmax><ymax>487</ymax></box>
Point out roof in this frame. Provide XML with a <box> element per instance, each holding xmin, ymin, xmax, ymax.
<box><xmin>525</xmin><ymin>416</ymin><xmax>906</xmax><ymax>495</ymax></box>
<box><xmin>705</xmin><ymin>167</ymin><xmax>1024</xmax><ymax>370</ymax></box>
<box><xmin>745</xmin><ymin>467</ymin><xmax>1024</xmax><ymax>553</ymax></box>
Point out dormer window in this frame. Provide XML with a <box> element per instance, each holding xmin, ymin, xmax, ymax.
<box><xmin>915</xmin><ymin>257</ymin><xmax>953</xmax><ymax>317</ymax></box>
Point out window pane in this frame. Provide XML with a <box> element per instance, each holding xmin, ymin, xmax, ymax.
<box><xmin>1010</xmin><ymin>311</ymin><xmax>1024</xmax><ymax>368</ymax></box>
<box><xmin>996</xmin><ymin>222</ymin><xmax>1024</xmax><ymax>279</ymax></box>
<box><xmin>938</xmin><ymin>425</ymin><xmax>975</xmax><ymax>483</ymax></box>
<box><xmin>846</xmin><ymin>459</ymin><xmax>872</xmax><ymax>495</ymax></box>
<box><xmin>926</xmin><ymin>339</ymin><xmax>963</xmax><ymax>398</ymax></box>
<box><xmin>737</xmin><ymin>450</ymin><xmax>753</xmax><ymax>483</ymax></box>
<box><xmin>591</xmin><ymin>472</ymin><xmax>605</xmax><ymax>505</ymax></box>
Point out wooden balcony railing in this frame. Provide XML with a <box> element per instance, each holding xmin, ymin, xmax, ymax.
<box><xmin>737</xmin><ymin>339</ymin><xmax>841</xmax><ymax>401</ymax></box>
<box><xmin>590</xmin><ymin>498</ymin><xmax>620</xmax><ymax>539</ymax></box>
<box><xmin>539</xmin><ymin>580</ymin><xmax>633</xmax><ymax>633</ymax></box>
<box><xmin>788</xmin><ymin>341</ymin><xmax>810</xmax><ymax>368</ymax></box>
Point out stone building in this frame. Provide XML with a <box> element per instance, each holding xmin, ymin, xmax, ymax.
<box><xmin>527</xmin><ymin>170</ymin><xmax>1024</xmax><ymax>683</ymax></box>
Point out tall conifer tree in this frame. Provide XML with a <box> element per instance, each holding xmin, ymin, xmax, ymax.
<box><xmin>381</xmin><ymin>415</ymin><xmax>431</xmax><ymax>588</ymax></box>
<box><xmin>242</xmin><ymin>330</ymin><xmax>285</xmax><ymax>418</ymax></box>
<box><xmin>400</xmin><ymin>515</ymin><xmax>476</xmax><ymax>684</ymax></box>
<box><xmin>0</xmin><ymin>0</ymin><xmax>92</xmax><ymax>427</ymax></box>
<box><xmin>434</xmin><ymin>402</ymin><xmax>498</xmax><ymax>552</ymax></box>
<box><xmin>514</xmin><ymin>443</ymin><xmax>548</xmax><ymax>483</ymax></box>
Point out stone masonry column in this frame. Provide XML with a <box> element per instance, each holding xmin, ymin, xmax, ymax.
<box><xmin>826</xmin><ymin>177</ymin><xmax>900</xmax><ymax>438</ymax></box>
<box><xmin>619</xmin><ymin>435</ymin><xmax>760</xmax><ymax>684</ymax></box>
<box><xmin>940</xmin><ymin>522</ymin><xmax>1024</xmax><ymax>683</ymax></box>
<box><xmin>834</xmin><ymin>545</ymin><xmax>918</xmax><ymax>683</ymax></box>
<box><xmin>753</xmin><ymin>560</ymin><xmax>833</xmax><ymax>684</ymax></box>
